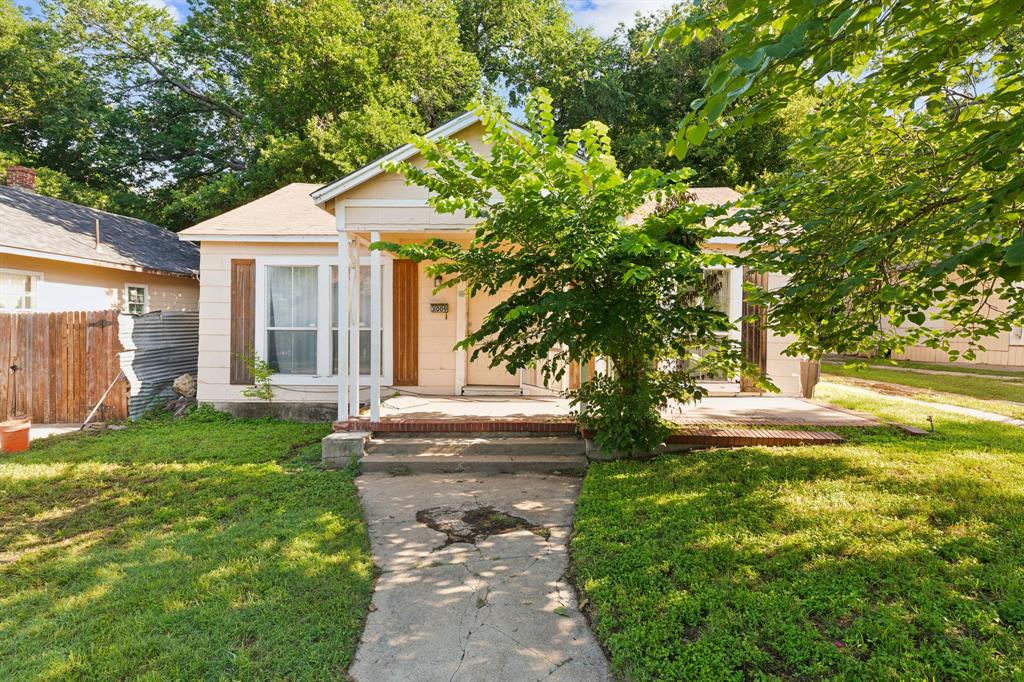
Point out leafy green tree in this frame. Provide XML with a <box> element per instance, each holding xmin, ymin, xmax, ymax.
<box><xmin>556</xmin><ymin>8</ymin><xmax>793</xmax><ymax>185</ymax></box>
<box><xmin>657</xmin><ymin>1</ymin><xmax>1024</xmax><ymax>358</ymax></box>
<box><xmin>377</xmin><ymin>89</ymin><xmax>755</xmax><ymax>454</ymax></box>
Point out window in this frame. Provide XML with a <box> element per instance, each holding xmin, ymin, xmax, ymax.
<box><xmin>266</xmin><ymin>266</ymin><xmax>318</xmax><ymax>374</ymax></box>
<box><xmin>125</xmin><ymin>284</ymin><xmax>148</xmax><ymax>315</ymax></box>
<box><xmin>1011</xmin><ymin>326</ymin><xmax>1024</xmax><ymax>346</ymax></box>
<box><xmin>255</xmin><ymin>256</ymin><xmax>391</xmax><ymax>383</ymax></box>
<box><xmin>0</xmin><ymin>269</ymin><xmax>39</xmax><ymax>310</ymax></box>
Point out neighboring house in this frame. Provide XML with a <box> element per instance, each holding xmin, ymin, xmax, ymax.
<box><xmin>0</xmin><ymin>166</ymin><xmax>199</xmax><ymax>314</ymax></box>
<box><xmin>892</xmin><ymin>296</ymin><xmax>1024</xmax><ymax>367</ymax></box>
<box><xmin>178</xmin><ymin>114</ymin><xmax>810</xmax><ymax>420</ymax></box>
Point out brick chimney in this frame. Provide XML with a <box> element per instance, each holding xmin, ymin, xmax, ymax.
<box><xmin>6</xmin><ymin>165</ymin><xmax>36</xmax><ymax>192</ymax></box>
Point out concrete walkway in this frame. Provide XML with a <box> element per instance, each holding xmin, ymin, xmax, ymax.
<box><xmin>351</xmin><ymin>473</ymin><xmax>610</xmax><ymax>682</ymax></box>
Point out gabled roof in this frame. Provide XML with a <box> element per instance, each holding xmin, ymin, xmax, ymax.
<box><xmin>0</xmin><ymin>186</ymin><xmax>198</xmax><ymax>276</ymax></box>
<box><xmin>310</xmin><ymin>111</ymin><xmax>482</xmax><ymax>206</ymax></box>
<box><xmin>177</xmin><ymin>183</ymin><xmax>334</xmax><ymax>239</ymax></box>
<box><xmin>626</xmin><ymin>187</ymin><xmax>748</xmax><ymax>238</ymax></box>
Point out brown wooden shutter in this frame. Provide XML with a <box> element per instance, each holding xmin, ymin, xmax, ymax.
<box><xmin>392</xmin><ymin>259</ymin><xmax>419</xmax><ymax>386</ymax></box>
<box><xmin>230</xmin><ymin>259</ymin><xmax>256</xmax><ymax>384</ymax></box>
<box><xmin>740</xmin><ymin>268</ymin><xmax>769</xmax><ymax>392</ymax></box>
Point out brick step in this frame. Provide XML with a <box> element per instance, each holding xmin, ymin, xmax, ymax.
<box><xmin>665</xmin><ymin>428</ymin><xmax>843</xmax><ymax>447</ymax></box>
<box><xmin>365</xmin><ymin>436</ymin><xmax>586</xmax><ymax>457</ymax></box>
<box><xmin>335</xmin><ymin>419</ymin><xmax>577</xmax><ymax>435</ymax></box>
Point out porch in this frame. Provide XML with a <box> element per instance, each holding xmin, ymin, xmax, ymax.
<box><xmin>333</xmin><ymin>394</ymin><xmax>876</xmax><ymax>433</ymax></box>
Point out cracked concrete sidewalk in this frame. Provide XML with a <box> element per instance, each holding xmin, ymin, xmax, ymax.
<box><xmin>351</xmin><ymin>473</ymin><xmax>611</xmax><ymax>682</ymax></box>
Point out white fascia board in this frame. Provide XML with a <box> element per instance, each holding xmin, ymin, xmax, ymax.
<box><xmin>176</xmin><ymin>234</ymin><xmax>338</xmax><ymax>243</ymax></box>
<box><xmin>311</xmin><ymin>112</ymin><xmax>481</xmax><ymax>206</ymax></box>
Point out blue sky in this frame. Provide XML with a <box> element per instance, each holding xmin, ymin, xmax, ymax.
<box><xmin>27</xmin><ymin>0</ymin><xmax>678</xmax><ymax>37</ymax></box>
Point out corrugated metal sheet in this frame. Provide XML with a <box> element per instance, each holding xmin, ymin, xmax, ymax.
<box><xmin>119</xmin><ymin>311</ymin><xmax>199</xmax><ymax>420</ymax></box>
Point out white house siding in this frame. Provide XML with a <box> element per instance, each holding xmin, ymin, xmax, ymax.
<box><xmin>196</xmin><ymin>241</ymin><xmax>339</xmax><ymax>405</ymax></box>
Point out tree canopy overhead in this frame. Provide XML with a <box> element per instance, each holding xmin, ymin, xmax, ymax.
<box><xmin>658</xmin><ymin>0</ymin><xmax>1024</xmax><ymax>358</ymax></box>
<box><xmin>2</xmin><ymin>0</ymin><xmax>606</xmax><ymax>228</ymax></box>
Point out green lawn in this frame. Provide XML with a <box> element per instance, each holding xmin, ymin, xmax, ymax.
<box><xmin>0</xmin><ymin>409</ymin><xmax>373</xmax><ymax>681</ymax></box>
<box><xmin>831</xmin><ymin>356</ymin><xmax>1024</xmax><ymax>378</ymax></box>
<box><xmin>572</xmin><ymin>383</ymin><xmax>1024</xmax><ymax>680</ymax></box>
<box><xmin>823</xmin><ymin>362</ymin><xmax>1024</xmax><ymax>419</ymax></box>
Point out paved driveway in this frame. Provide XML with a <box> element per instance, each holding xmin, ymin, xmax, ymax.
<box><xmin>351</xmin><ymin>473</ymin><xmax>610</xmax><ymax>682</ymax></box>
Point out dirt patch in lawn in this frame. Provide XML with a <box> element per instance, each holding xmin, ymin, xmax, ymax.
<box><xmin>415</xmin><ymin>505</ymin><xmax>551</xmax><ymax>546</ymax></box>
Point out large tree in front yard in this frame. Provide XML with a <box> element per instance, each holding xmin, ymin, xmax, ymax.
<box><xmin>655</xmin><ymin>1</ymin><xmax>1024</xmax><ymax>359</ymax></box>
<box><xmin>378</xmin><ymin>90</ymin><xmax>759</xmax><ymax>455</ymax></box>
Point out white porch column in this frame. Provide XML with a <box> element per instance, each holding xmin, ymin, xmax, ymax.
<box><xmin>454</xmin><ymin>286</ymin><xmax>467</xmax><ymax>394</ymax></box>
<box><xmin>369</xmin><ymin>230</ymin><xmax>382</xmax><ymax>422</ymax></box>
<box><xmin>336</xmin><ymin>221</ymin><xmax>351</xmax><ymax>420</ymax></box>
<box><xmin>349</xmin><ymin>254</ymin><xmax>361</xmax><ymax>417</ymax></box>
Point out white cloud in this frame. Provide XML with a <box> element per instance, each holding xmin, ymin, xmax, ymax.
<box><xmin>143</xmin><ymin>0</ymin><xmax>184</xmax><ymax>23</ymax></box>
<box><xmin>568</xmin><ymin>0</ymin><xmax>679</xmax><ymax>38</ymax></box>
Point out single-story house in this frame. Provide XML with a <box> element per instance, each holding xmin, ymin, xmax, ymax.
<box><xmin>0</xmin><ymin>166</ymin><xmax>199</xmax><ymax>314</ymax></box>
<box><xmin>178</xmin><ymin>114</ymin><xmax>810</xmax><ymax>421</ymax></box>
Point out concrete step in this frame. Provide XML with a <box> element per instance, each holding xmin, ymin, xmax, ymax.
<box><xmin>460</xmin><ymin>385</ymin><xmax>523</xmax><ymax>396</ymax></box>
<box><xmin>361</xmin><ymin>453</ymin><xmax>588</xmax><ymax>475</ymax></box>
<box><xmin>365</xmin><ymin>436</ymin><xmax>586</xmax><ymax>457</ymax></box>
<box><xmin>362</xmin><ymin>436</ymin><xmax>587</xmax><ymax>474</ymax></box>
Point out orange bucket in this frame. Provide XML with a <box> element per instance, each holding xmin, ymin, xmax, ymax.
<box><xmin>0</xmin><ymin>418</ymin><xmax>31</xmax><ymax>453</ymax></box>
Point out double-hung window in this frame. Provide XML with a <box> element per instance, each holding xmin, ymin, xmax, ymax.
<box><xmin>0</xmin><ymin>269</ymin><xmax>40</xmax><ymax>310</ymax></box>
<box><xmin>125</xmin><ymin>284</ymin><xmax>148</xmax><ymax>315</ymax></box>
<box><xmin>255</xmin><ymin>256</ymin><xmax>391</xmax><ymax>384</ymax></box>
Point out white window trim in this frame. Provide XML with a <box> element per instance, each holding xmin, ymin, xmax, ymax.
<box><xmin>124</xmin><ymin>283</ymin><xmax>149</xmax><ymax>314</ymax></box>
<box><xmin>0</xmin><ymin>267</ymin><xmax>43</xmax><ymax>311</ymax></box>
<box><xmin>254</xmin><ymin>255</ymin><xmax>393</xmax><ymax>386</ymax></box>
<box><xmin>1010</xmin><ymin>326</ymin><xmax>1024</xmax><ymax>346</ymax></box>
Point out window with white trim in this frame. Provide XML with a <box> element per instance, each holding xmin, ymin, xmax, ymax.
<box><xmin>125</xmin><ymin>284</ymin><xmax>148</xmax><ymax>315</ymax></box>
<box><xmin>0</xmin><ymin>269</ymin><xmax>40</xmax><ymax>310</ymax></box>
<box><xmin>255</xmin><ymin>256</ymin><xmax>391</xmax><ymax>383</ymax></box>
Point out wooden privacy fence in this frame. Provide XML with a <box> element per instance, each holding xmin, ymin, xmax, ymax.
<box><xmin>0</xmin><ymin>310</ymin><xmax>128</xmax><ymax>423</ymax></box>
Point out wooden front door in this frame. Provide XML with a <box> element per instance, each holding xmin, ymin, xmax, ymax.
<box><xmin>466</xmin><ymin>286</ymin><xmax>519</xmax><ymax>386</ymax></box>
<box><xmin>392</xmin><ymin>259</ymin><xmax>419</xmax><ymax>386</ymax></box>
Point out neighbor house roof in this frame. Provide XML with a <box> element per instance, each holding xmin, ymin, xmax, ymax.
<box><xmin>626</xmin><ymin>187</ymin><xmax>748</xmax><ymax>239</ymax></box>
<box><xmin>177</xmin><ymin>183</ymin><xmax>335</xmax><ymax>240</ymax></box>
<box><xmin>0</xmin><ymin>186</ymin><xmax>198</xmax><ymax>277</ymax></box>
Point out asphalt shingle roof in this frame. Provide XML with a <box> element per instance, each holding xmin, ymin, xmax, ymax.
<box><xmin>0</xmin><ymin>186</ymin><xmax>198</xmax><ymax>276</ymax></box>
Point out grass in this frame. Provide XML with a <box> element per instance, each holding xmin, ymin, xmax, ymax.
<box><xmin>823</xmin><ymin>362</ymin><xmax>1024</xmax><ymax>419</ymax></box>
<box><xmin>571</xmin><ymin>382</ymin><xmax>1024</xmax><ymax>680</ymax></box>
<box><xmin>830</xmin><ymin>356</ymin><xmax>1024</xmax><ymax>378</ymax></box>
<box><xmin>0</xmin><ymin>408</ymin><xmax>373</xmax><ymax>681</ymax></box>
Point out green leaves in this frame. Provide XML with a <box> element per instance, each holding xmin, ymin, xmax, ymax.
<box><xmin>1006</xmin><ymin>236</ymin><xmax>1024</xmax><ymax>267</ymax></box>
<box><xmin>377</xmin><ymin>88</ymin><xmax>743</xmax><ymax>454</ymax></box>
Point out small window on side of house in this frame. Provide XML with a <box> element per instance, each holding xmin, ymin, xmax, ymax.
<box><xmin>125</xmin><ymin>284</ymin><xmax>148</xmax><ymax>315</ymax></box>
<box><xmin>1010</xmin><ymin>326</ymin><xmax>1024</xmax><ymax>346</ymax></box>
<box><xmin>0</xmin><ymin>269</ymin><xmax>39</xmax><ymax>310</ymax></box>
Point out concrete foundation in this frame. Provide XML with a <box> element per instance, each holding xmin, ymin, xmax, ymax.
<box><xmin>210</xmin><ymin>401</ymin><xmax>338</xmax><ymax>422</ymax></box>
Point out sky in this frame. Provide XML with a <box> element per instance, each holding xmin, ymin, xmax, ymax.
<box><xmin>67</xmin><ymin>0</ymin><xmax>681</xmax><ymax>37</ymax></box>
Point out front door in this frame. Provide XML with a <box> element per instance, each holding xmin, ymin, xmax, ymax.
<box><xmin>466</xmin><ymin>286</ymin><xmax>519</xmax><ymax>386</ymax></box>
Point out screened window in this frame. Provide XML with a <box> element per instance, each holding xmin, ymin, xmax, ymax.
<box><xmin>0</xmin><ymin>270</ymin><xmax>38</xmax><ymax>310</ymax></box>
<box><xmin>125</xmin><ymin>285</ymin><xmax>148</xmax><ymax>315</ymax></box>
<box><xmin>266</xmin><ymin>265</ymin><xmax>318</xmax><ymax>374</ymax></box>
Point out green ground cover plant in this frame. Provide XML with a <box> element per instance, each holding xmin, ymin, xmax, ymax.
<box><xmin>0</xmin><ymin>409</ymin><xmax>373</xmax><ymax>680</ymax></box>
<box><xmin>572</xmin><ymin>382</ymin><xmax>1024</xmax><ymax>680</ymax></box>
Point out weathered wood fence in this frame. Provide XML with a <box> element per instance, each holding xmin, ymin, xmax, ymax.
<box><xmin>0</xmin><ymin>310</ymin><xmax>128</xmax><ymax>423</ymax></box>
